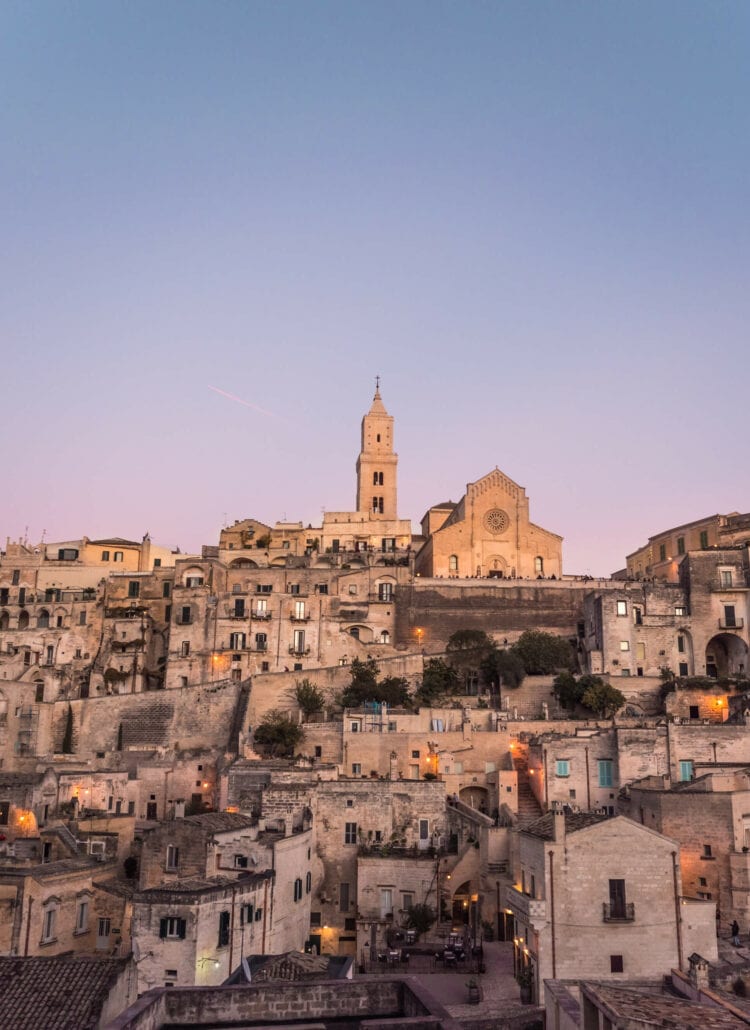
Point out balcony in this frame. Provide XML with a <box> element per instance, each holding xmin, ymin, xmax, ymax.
<box><xmin>252</xmin><ymin>611</ymin><xmax>273</xmax><ymax>621</ymax></box>
<box><xmin>288</xmin><ymin>646</ymin><xmax>311</xmax><ymax>657</ymax></box>
<box><xmin>506</xmin><ymin>885</ymin><xmax>546</xmax><ymax>925</ymax></box>
<box><xmin>289</xmin><ymin>614</ymin><xmax>311</xmax><ymax>622</ymax></box>
<box><xmin>719</xmin><ymin>618</ymin><xmax>744</xmax><ymax>630</ymax></box>
<box><xmin>602</xmin><ymin>902</ymin><xmax>635</xmax><ymax>922</ymax></box>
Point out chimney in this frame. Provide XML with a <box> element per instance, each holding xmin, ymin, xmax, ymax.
<box><xmin>552</xmin><ymin>803</ymin><xmax>566</xmax><ymax>843</ymax></box>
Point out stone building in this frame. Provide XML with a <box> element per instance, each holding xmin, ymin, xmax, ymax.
<box><xmin>506</xmin><ymin>810</ymin><xmax>717</xmax><ymax>1005</ymax></box>
<box><xmin>620</xmin><ymin>768</ymin><xmax>750</xmax><ymax>933</ymax></box>
<box><xmin>584</xmin><ymin>549</ymin><xmax>750</xmax><ymax>682</ymax></box>
<box><xmin>625</xmin><ymin>511</ymin><xmax>750</xmax><ymax>582</ymax></box>
<box><xmin>415</xmin><ymin>468</ymin><xmax>562</xmax><ymax>580</ymax></box>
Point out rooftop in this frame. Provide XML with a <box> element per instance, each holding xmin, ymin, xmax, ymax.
<box><xmin>582</xmin><ymin>981</ymin><xmax>748</xmax><ymax>1029</ymax></box>
<box><xmin>0</xmin><ymin>955</ymin><xmax>129</xmax><ymax>1030</ymax></box>
<box><xmin>522</xmin><ymin>810</ymin><xmax>609</xmax><ymax>840</ymax></box>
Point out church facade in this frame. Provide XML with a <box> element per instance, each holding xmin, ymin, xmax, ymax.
<box><xmin>415</xmin><ymin>468</ymin><xmax>563</xmax><ymax>579</ymax></box>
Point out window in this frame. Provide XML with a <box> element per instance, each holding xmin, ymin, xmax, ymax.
<box><xmin>234</xmin><ymin>855</ymin><xmax>248</xmax><ymax>869</ymax></box>
<box><xmin>346</xmin><ymin>799</ymin><xmax>353</xmax><ymax>808</ymax></box>
<box><xmin>294</xmin><ymin>600</ymin><xmax>305</xmax><ymax>620</ymax></box>
<box><xmin>344</xmin><ymin>822</ymin><xmax>357</xmax><ymax>844</ymax></box>
<box><xmin>419</xmin><ymin>819</ymin><xmax>429</xmax><ymax>840</ymax></box>
<box><xmin>101</xmin><ymin>550</ymin><xmax>110</xmax><ymax>561</ymax></box>
<box><xmin>338</xmin><ymin>881</ymin><xmax>350</xmax><ymax>911</ymax></box>
<box><xmin>633</xmin><ymin>607</ymin><xmax>643</xmax><ymax>625</ymax></box>
<box><xmin>676</xmin><ymin>536</ymin><xmax>685</xmax><ymax>555</ymax></box>
<box><xmin>306</xmin><ymin>871</ymin><xmax>312</xmax><ymax>893</ymax></box>
<box><xmin>679</xmin><ymin>760</ymin><xmax>694</xmax><ymax>782</ymax></box>
<box><xmin>163</xmin><ymin>582</ymin><xmax>171</xmax><ymax>598</ymax></box>
<box><xmin>234</xmin><ymin>598</ymin><xmax>245</xmax><ymax>617</ymax></box>
<box><xmin>689</xmin><ymin>705</ymin><xmax>699</xmax><ymax>720</ymax></box>
<box><xmin>154</xmin><ymin>558</ymin><xmax>161</xmax><ymax>567</ymax></box>
<box><xmin>255</xmin><ymin>633</ymin><xmax>268</xmax><ymax>652</ymax></box>
<box><xmin>293</xmin><ymin>878</ymin><xmax>303</xmax><ymax>902</ymax></box>
<box><xmin>659</xmin><ymin>544</ymin><xmax>666</xmax><ymax>562</ymax></box>
<box><xmin>180</xmin><ymin>605</ymin><xmax>191</xmax><ymax>624</ymax></box>
<box><xmin>254</xmin><ymin>908</ymin><xmax>262</xmax><ymax>922</ymax></box>
<box><xmin>448</xmin><ymin>555</ymin><xmax>458</xmax><ymax>573</ymax></box>
<box><xmin>316</xmin><ymin>583</ymin><xmax>328</xmax><ymax>595</ymax></box>
<box><xmin>616</xmin><ymin>600</ymin><xmax>627</xmax><ymax>616</ymax></box>
<box><xmin>166</xmin><ymin>844</ymin><xmax>179</xmax><ymax>871</ymax></box>
<box><xmin>700</xmin><ymin>530</ymin><xmax>709</xmax><ymax>549</ymax></box>
<box><xmin>380</xmin><ymin>888</ymin><xmax>393</xmax><ymax>918</ymax></box>
<box><xmin>114</xmin><ymin>552</ymin><xmax>123</xmax><ymax>562</ymax></box>
<box><xmin>598</xmin><ymin>760</ymin><xmax>613</xmax><ymax>787</ymax></box>
<box><xmin>675</xmin><ymin>605</ymin><xmax>687</xmax><ymax>616</ymax></box>
<box><xmin>229</xmin><ymin>632</ymin><xmax>246</xmax><ymax>650</ymax></box>
<box><xmin>11</xmin><ymin>570</ymin><xmax>19</xmax><ymax>585</ymax></box>
<box><xmin>217</xmin><ymin>910</ymin><xmax>230</xmax><ymax>947</ymax></box>
<box><xmin>293</xmin><ymin>628</ymin><xmax>305</xmax><ymax>653</ymax></box>
<box><xmin>724</xmin><ymin>604</ymin><xmax>737</xmax><ymax>627</ymax></box>
<box><xmin>314</xmin><ymin>745</ymin><xmax>322</xmax><ymax>757</ymax></box>
<box><xmin>352</xmin><ymin>763</ymin><xmax>361</xmax><ymax>775</ymax></box>
<box><xmin>380</xmin><ymin>630</ymin><xmax>390</xmax><ymax>644</ymax></box>
<box><xmin>79</xmin><ymin>610</ymin><xmax>86</xmax><ymax>625</ymax></box>
<box><xmin>534</xmin><ymin>556</ymin><xmax>544</xmax><ymax>575</ymax></box>
<box><xmin>677</xmin><ymin>635</ymin><xmax>686</xmax><ymax>653</ymax></box>
<box><xmin>678</xmin><ymin>661</ymin><xmax>689</xmax><ymax>676</ymax></box>
<box><xmin>721</xmin><ymin>569</ymin><xmax>733</xmax><ymax>588</ymax></box>
<box><xmin>180</xmin><ymin>641</ymin><xmax>190</xmax><ymax>657</ymax></box>
<box><xmin>556</xmin><ymin>759</ymin><xmax>570</xmax><ymax>777</ymax></box>
<box><xmin>610</xmin><ymin>955</ymin><xmax>624</xmax><ymax>973</ymax></box>
<box><xmin>378</xmin><ymin>582</ymin><xmax>393</xmax><ymax>602</ymax></box>
<box><xmin>42</xmin><ymin>906</ymin><xmax>57</xmax><ymax>943</ymax></box>
<box><xmin>402</xmin><ymin>892</ymin><xmax>414</xmax><ymax>911</ymax></box>
<box><xmin>619</xmin><ymin>640</ymin><xmax>630</xmax><ymax>651</ymax></box>
<box><xmin>75</xmin><ymin>897</ymin><xmax>89</xmax><ymax>933</ymax></box>
<box><xmin>128</xmin><ymin>581</ymin><xmax>140</xmax><ymax>598</ymax></box>
<box><xmin>411</xmin><ymin>750</ymin><xmax>420</xmax><ymax>759</ymax></box>
<box><xmin>702</xmin><ymin>844</ymin><xmax>713</xmax><ymax>859</ymax></box>
<box><xmin>240</xmin><ymin>904</ymin><xmax>254</xmax><ymax>925</ymax></box>
<box><xmin>160</xmin><ymin>917</ymin><xmax>186</xmax><ymax>940</ymax></box>
<box><xmin>609</xmin><ymin>879</ymin><xmax>627</xmax><ymax>918</ymax></box>
<box><xmin>373</xmin><ymin>471</ymin><xmax>384</xmax><ymax>485</ymax></box>
<box><xmin>186</xmin><ymin>575</ymin><xmax>204</xmax><ymax>587</ymax></box>
<box><xmin>58</xmin><ymin>548</ymin><xmax>79</xmax><ymax>561</ymax></box>
<box><xmin>310</xmin><ymin>911</ymin><xmax>321</xmax><ymax>927</ymax></box>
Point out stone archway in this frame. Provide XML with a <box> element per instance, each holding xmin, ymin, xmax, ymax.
<box><xmin>705</xmin><ymin>633</ymin><xmax>749</xmax><ymax>678</ymax></box>
<box><xmin>486</xmin><ymin>555</ymin><xmax>507</xmax><ymax>579</ymax></box>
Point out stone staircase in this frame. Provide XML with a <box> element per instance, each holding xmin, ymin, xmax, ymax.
<box><xmin>513</xmin><ymin>753</ymin><xmax>543</xmax><ymax>825</ymax></box>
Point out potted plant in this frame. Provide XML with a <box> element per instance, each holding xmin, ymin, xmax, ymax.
<box><xmin>465</xmin><ymin>978</ymin><xmax>483</xmax><ymax>1004</ymax></box>
<box><xmin>517</xmin><ymin>965</ymin><xmax>534</xmax><ymax>1004</ymax></box>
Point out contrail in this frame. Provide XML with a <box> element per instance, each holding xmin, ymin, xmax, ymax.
<box><xmin>207</xmin><ymin>385</ymin><xmax>278</xmax><ymax>419</ymax></box>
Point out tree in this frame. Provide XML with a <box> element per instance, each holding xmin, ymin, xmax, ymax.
<box><xmin>481</xmin><ymin>648</ymin><xmax>526</xmax><ymax>691</ymax></box>
<box><xmin>376</xmin><ymin>676</ymin><xmax>412</xmax><ymax>708</ymax></box>
<box><xmin>340</xmin><ymin>659</ymin><xmax>412</xmax><ymax>708</ymax></box>
<box><xmin>581</xmin><ymin>679</ymin><xmax>626</xmax><ymax>718</ymax></box>
<box><xmin>253</xmin><ymin>710</ymin><xmax>304</xmax><ymax>756</ymax></box>
<box><xmin>403</xmin><ymin>902</ymin><xmax>436</xmax><ymax>939</ymax></box>
<box><xmin>552</xmin><ymin>671</ymin><xmax>585</xmax><ymax>712</ymax></box>
<box><xmin>446</xmin><ymin>629</ymin><xmax>496</xmax><ymax>693</ymax></box>
<box><xmin>415</xmin><ymin>658</ymin><xmax>460</xmax><ymax>705</ymax></box>
<box><xmin>292</xmin><ymin>678</ymin><xmax>326</xmax><ymax>719</ymax></box>
<box><xmin>512</xmin><ymin>630</ymin><xmax>574</xmax><ymax>675</ymax></box>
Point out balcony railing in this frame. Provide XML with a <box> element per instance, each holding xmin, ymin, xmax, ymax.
<box><xmin>252</xmin><ymin>611</ymin><xmax>273</xmax><ymax>620</ymax></box>
<box><xmin>288</xmin><ymin>646</ymin><xmax>311</xmax><ymax>657</ymax></box>
<box><xmin>602</xmin><ymin>902</ymin><xmax>635</xmax><ymax>922</ymax></box>
<box><xmin>506</xmin><ymin>885</ymin><xmax>547</xmax><ymax>924</ymax></box>
<box><xmin>719</xmin><ymin>618</ymin><xmax>744</xmax><ymax>630</ymax></box>
<box><xmin>289</xmin><ymin>614</ymin><xmax>311</xmax><ymax>622</ymax></box>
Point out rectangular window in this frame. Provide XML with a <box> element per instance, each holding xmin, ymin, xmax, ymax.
<box><xmin>101</xmin><ymin>550</ymin><xmax>110</xmax><ymax>561</ymax></box>
<box><xmin>180</xmin><ymin>641</ymin><xmax>190</xmax><ymax>657</ymax></box>
<box><xmin>240</xmin><ymin>904</ymin><xmax>254</xmax><ymax>925</ymax></box>
<box><xmin>11</xmin><ymin>570</ymin><xmax>20</xmax><ymax>585</ymax></box>
<box><xmin>166</xmin><ymin>844</ymin><xmax>179</xmax><ymax>871</ymax></box>
<box><xmin>616</xmin><ymin>600</ymin><xmax>627</xmax><ymax>616</ymax></box>
<box><xmin>700</xmin><ymin>530</ymin><xmax>709</xmax><ymax>548</ymax></box>
<box><xmin>679</xmin><ymin>760</ymin><xmax>693</xmax><ymax>782</ymax></box>
<box><xmin>293</xmin><ymin>629</ymin><xmax>305</xmax><ymax>653</ymax></box>
<box><xmin>294</xmin><ymin>600</ymin><xmax>305</xmax><ymax>620</ymax></box>
<box><xmin>633</xmin><ymin>607</ymin><xmax>643</xmax><ymax>625</ymax></box>
<box><xmin>610</xmin><ymin>955</ymin><xmax>624</xmax><ymax>973</ymax></box>
<box><xmin>42</xmin><ymin>908</ymin><xmax>57</xmax><ymax>942</ymax></box>
<box><xmin>339</xmin><ymin>882</ymin><xmax>350</xmax><ymax>912</ymax></box>
<box><xmin>255</xmin><ymin>633</ymin><xmax>267</xmax><ymax>651</ymax></box>
<box><xmin>721</xmin><ymin>569</ymin><xmax>733</xmax><ymax>587</ymax></box>
<box><xmin>402</xmin><ymin>892</ymin><xmax>414</xmax><ymax>911</ymax></box>
<box><xmin>180</xmin><ymin>605</ymin><xmax>191</xmax><ymax>624</ymax></box>
<box><xmin>676</xmin><ymin>536</ymin><xmax>685</xmax><ymax>555</ymax></box>
<box><xmin>114</xmin><ymin>551</ymin><xmax>123</xmax><ymax>562</ymax></box>
<box><xmin>598</xmin><ymin>760</ymin><xmax>613</xmax><ymax>787</ymax></box>
<box><xmin>128</xmin><ymin>581</ymin><xmax>140</xmax><ymax>598</ymax></box>
<box><xmin>679</xmin><ymin>662</ymin><xmax>689</xmax><ymax>676</ymax></box>
<box><xmin>659</xmin><ymin>544</ymin><xmax>666</xmax><ymax>562</ymax></box>
<box><xmin>344</xmin><ymin>821</ymin><xmax>357</xmax><ymax>844</ymax></box>
<box><xmin>675</xmin><ymin>605</ymin><xmax>687</xmax><ymax>616</ymax></box>
<box><xmin>619</xmin><ymin>640</ymin><xmax>630</xmax><ymax>651</ymax></box>
<box><xmin>234</xmin><ymin>598</ymin><xmax>245</xmax><ymax>617</ymax></box>
<box><xmin>160</xmin><ymin>917</ymin><xmax>186</xmax><ymax>940</ymax></box>
<box><xmin>609</xmin><ymin>879</ymin><xmax>627</xmax><ymax>918</ymax></box>
<box><xmin>218</xmin><ymin>910</ymin><xmax>230</xmax><ymax>947</ymax></box>
<box><xmin>380</xmin><ymin>888</ymin><xmax>393</xmax><ymax>918</ymax></box>
<box><xmin>724</xmin><ymin>605</ymin><xmax>737</xmax><ymax>627</ymax></box>
<box><xmin>703</xmin><ymin>844</ymin><xmax>713</xmax><ymax>858</ymax></box>
<box><xmin>76</xmin><ymin>899</ymin><xmax>89</xmax><ymax>933</ymax></box>
<box><xmin>556</xmin><ymin>759</ymin><xmax>570</xmax><ymax>777</ymax></box>
<box><xmin>419</xmin><ymin>819</ymin><xmax>429</xmax><ymax>840</ymax></box>
<box><xmin>378</xmin><ymin>582</ymin><xmax>393</xmax><ymax>602</ymax></box>
<box><xmin>79</xmin><ymin>610</ymin><xmax>87</xmax><ymax>625</ymax></box>
<box><xmin>677</xmin><ymin>635</ymin><xmax>685</xmax><ymax>653</ymax></box>
<box><xmin>352</xmin><ymin>763</ymin><xmax>361</xmax><ymax>775</ymax></box>
<box><xmin>163</xmin><ymin>582</ymin><xmax>171</xmax><ymax>598</ymax></box>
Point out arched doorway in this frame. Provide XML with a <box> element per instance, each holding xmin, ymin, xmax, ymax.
<box><xmin>459</xmin><ymin>785</ymin><xmax>489</xmax><ymax>815</ymax></box>
<box><xmin>705</xmin><ymin>634</ymin><xmax>749</xmax><ymax>678</ymax></box>
<box><xmin>486</xmin><ymin>555</ymin><xmax>507</xmax><ymax>579</ymax></box>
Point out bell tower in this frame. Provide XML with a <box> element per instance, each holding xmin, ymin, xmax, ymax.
<box><xmin>356</xmin><ymin>380</ymin><xmax>398</xmax><ymax>519</ymax></box>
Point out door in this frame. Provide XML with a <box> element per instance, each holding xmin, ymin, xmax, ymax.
<box><xmin>146</xmin><ymin>802</ymin><xmax>157</xmax><ymax>820</ymax></box>
<box><xmin>308</xmin><ymin>933</ymin><xmax>321</xmax><ymax>955</ymax></box>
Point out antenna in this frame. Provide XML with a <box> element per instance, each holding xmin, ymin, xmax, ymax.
<box><xmin>375</xmin><ymin>374</ymin><xmax>380</xmax><ymax>391</ymax></box>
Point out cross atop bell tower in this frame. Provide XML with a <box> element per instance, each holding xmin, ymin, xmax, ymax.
<box><xmin>356</xmin><ymin>382</ymin><xmax>398</xmax><ymax>519</ymax></box>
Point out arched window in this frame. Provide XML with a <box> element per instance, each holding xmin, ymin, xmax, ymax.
<box><xmin>306</xmin><ymin>871</ymin><xmax>312</xmax><ymax>893</ymax></box>
<box><xmin>534</xmin><ymin>556</ymin><xmax>544</xmax><ymax>575</ymax></box>
<box><xmin>37</xmin><ymin>609</ymin><xmax>50</xmax><ymax>629</ymax></box>
<box><xmin>0</xmin><ymin>611</ymin><xmax>9</xmax><ymax>631</ymax></box>
<box><xmin>349</xmin><ymin>627</ymin><xmax>360</xmax><ymax>640</ymax></box>
<box><xmin>380</xmin><ymin>630</ymin><xmax>390</xmax><ymax>645</ymax></box>
<box><xmin>448</xmin><ymin>555</ymin><xmax>458</xmax><ymax>573</ymax></box>
<box><xmin>18</xmin><ymin>610</ymin><xmax>29</xmax><ymax>630</ymax></box>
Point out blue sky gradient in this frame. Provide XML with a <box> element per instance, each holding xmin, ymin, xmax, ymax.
<box><xmin>2</xmin><ymin>2</ymin><xmax>748</xmax><ymax>573</ymax></box>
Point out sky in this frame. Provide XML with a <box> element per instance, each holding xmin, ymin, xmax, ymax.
<box><xmin>2</xmin><ymin>2</ymin><xmax>748</xmax><ymax>576</ymax></box>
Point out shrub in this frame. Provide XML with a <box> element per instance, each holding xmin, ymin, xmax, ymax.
<box><xmin>512</xmin><ymin>630</ymin><xmax>574</xmax><ymax>675</ymax></box>
<box><xmin>253</xmin><ymin>710</ymin><xmax>304</xmax><ymax>756</ymax></box>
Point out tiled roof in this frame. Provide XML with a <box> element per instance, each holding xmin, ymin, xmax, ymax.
<box><xmin>584</xmin><ymin>983</ymin><xmax>747</xmax><ymax>1029</ymax></box>
<box><xmin>182</xmin><ymin>812</ymin><xmax>257</xmax><ymax>833</ymax></box>
<box><xmin>0</xmin><ymin>956</ymin><xmax>126</xmax><ymax>1030</ymax></box>
<box><xmin>522</xmin><ymin>810</ymin><xmax>609</xmax><ymax>840</ymax></box>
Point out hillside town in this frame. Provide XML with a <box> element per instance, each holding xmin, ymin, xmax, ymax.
<box><xmin>3</xmin><ymin>388</ymin><xmax>750</xmax><ymax>1029</ymax></box>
